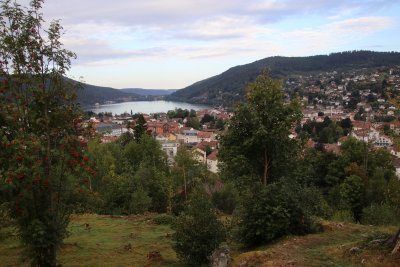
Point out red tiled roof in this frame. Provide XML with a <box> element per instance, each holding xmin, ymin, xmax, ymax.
<box><xmin>198</xmin><ymin>131</ymin><xmax>212</xmax><ymax>138</ymax></box>
<box><xmin>207</xmin><ymin>150</ymin><xmax>218</xmax><ymax>161</ymax></box>
<box><xmin>324</xmin><ymin>144</ymin><xmax>340</xmax><ymax>155</ymax></box>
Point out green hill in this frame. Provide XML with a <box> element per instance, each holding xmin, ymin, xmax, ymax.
<box><xmin>76</xmin><ymin>82</ymin><xmax>145</xmax><ymax>107</ymax></box>
<box><xmin>167</xmin><ymin>51</ymin><xmax>400</xmax><ymax>107</ymax></box>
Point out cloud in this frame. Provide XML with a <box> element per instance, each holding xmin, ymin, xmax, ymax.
<box><xmin>281</xmin><ymin>16</ymin><xmax>395</xmax><ymax>54</ymax></box>
<box><xmin>172</xmin><ymin>16</ymin><xmax>270</xmax><ymax>40</ymax></box>
<box><xmin>15</xmin><ymin>1</ymin><xmax>398</xmax><ymax>74</ymax></box>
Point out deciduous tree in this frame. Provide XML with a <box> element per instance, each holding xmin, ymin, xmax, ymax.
<box><xmin>0</xmin><ymin>1</ymin><xmax>90</xmax><ymax>265</ymax></box>
<box><xmin>219</xmin><ymin>71</ymin><xmax>302</xmax><ymax>188</ymax></box>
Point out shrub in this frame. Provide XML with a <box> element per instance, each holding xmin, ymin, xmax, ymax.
<box><xmin>212</xmin><ymin>183</ymin><xmax>238</xmax><ymax>214</ymax></box>
<box><xmin>129</xmin><ymin>188</ymin><xmax>152</xmax><ymax>214</ymax></box>
<box><xmin>331</xmin><ymin>210</ymin><xmax>355</xmax><ymax>223</ymax></box>
<box><xmin>173</xmin><ymin>192</ymin><xmax>226</xmax><ymax>265</ymax></box>
<box><xmin>153</xmin><ymin>214</ymin><xmax>176</xmax><ymax>225</ymax></box>
<box><xmin>361</xmin><ymin>203</ymin><xmax>400</xmax><ymax>225</ymax></box>
<box><xmin>236</xmin><ymin>182</ymin><xmax>322</xmax><ymax>247</ymax></box>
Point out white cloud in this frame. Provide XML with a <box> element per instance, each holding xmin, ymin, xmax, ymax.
<box><xmin>282</xmin><ymin>16</ymin><xmax>395</xmax><ymax>54</ymax></box>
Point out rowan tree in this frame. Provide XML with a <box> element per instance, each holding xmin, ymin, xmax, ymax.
<box><xmin>0</xmin><ymin>1</ymin><xmax>91</xmax><ymax>265</ymax></box>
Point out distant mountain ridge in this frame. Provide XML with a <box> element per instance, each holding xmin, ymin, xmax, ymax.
<box><xmin>120</xmin><ymin>88</ymin><xmax>177</xmax><ymax>96</ymax></box>
<box><xmin>167</xmin><ymin>51</ymin><xmax>400</xmax><ymax>107</ymax></box>
<box><xmin>76</xmin><ymin>82</ymin><xmax>144</xmax><ymax>107</ymax></box>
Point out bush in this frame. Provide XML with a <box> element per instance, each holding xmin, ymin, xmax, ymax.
<box><xmin>331</xmin><ymin>210</ymin><xmax>355</xmax><ymax>223</ymax></box>
<box><xmin>173</xmin><ymin>192</ymin><xmax>226</xmax><ymax>265</ymax></box>
<box><xmin>236</xmin><ymin>182</ymin><xmax>322</xmax><ymax>247</ymax></box>
<box><xmin>361</xmin><ymin>203</ymin><xmax>400</xmax><ymax>225</ymax></box>
<box><xmin>153</xmin><ymin>214</ymin><xmax>176</xmax><ymax>225</ymax></box>
<box><xmin>129</xmin><ymin>188</ymin><xmax>152</xmax><ymax>214</ymax></box>
<box><xmin>212</xmin><ymin>183</ymin><xmax>238</xmax><ymax>214</ymax></box>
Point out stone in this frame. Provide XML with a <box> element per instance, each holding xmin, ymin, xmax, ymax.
<box><xmin>210</xmin><ymin>244</ymin><xmax>231</xmax><ymax>267</ymax></box>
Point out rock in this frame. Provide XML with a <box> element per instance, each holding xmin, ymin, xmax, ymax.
<box><xmin>147</xmin><ymin>251</ymin><xmax>163</xmax><ymax>263</ymax></box>
<box><xmin>210</xmin><ymin>244</ymin><xmax>231</xmax><ymax>267</ymax></box>
<box><xmin>348</xmin><ymin>247</ymin><xmax>361</xmax><ymax>255</ymax></box>
<box><xmin>123</xmin><ymin>243</ymin><xmax>132</xmax><ymax>251</ymax></box>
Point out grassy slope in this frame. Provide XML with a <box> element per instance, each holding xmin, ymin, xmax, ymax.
<box><xmin>0</xmin><ymin>214</ymin><xmax>179</xmax><ymax>267</ymax></box>
<box><xmin>231</xmin><ymin>221</ymin><xmax>399</xmax><ymax>267</ymax></box>
<box><xmin>1</xmin><ymin>215</ymin><xmax>399</xmax><ymax>267</ymax></box>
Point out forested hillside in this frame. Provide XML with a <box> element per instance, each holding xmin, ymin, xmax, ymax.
<box><xmin>75</xmin><ymin>81</ymin><xmax>144</xmax><ymax>107</ymax></box>
<box><xmin>167</xmin><ymin>51</ymin><xmax>400</xmax><ymax>106</ymax></box>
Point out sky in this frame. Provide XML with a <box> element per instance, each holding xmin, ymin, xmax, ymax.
<box><xmin>19</xmin><ymin>0</ymin><xmax>400</xmax><ymax>89</ymax></box>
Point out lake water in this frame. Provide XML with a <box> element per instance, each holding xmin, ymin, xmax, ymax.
<box><xmin>87</xmin><ymin>101</ymin><xmax>209</xmax><ymax>115</ymax></box>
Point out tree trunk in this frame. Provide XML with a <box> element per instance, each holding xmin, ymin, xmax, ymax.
<box><xmin>392</xmin><ymin>239</ymin><xmax>400</xmax><ymax>255</ymax></box>
<box><xmin>262</xmin><ymin>149</ymin><xmax>269</xmax><ymax>187</ymax></box>
<box><xmin>183</xmin><ymin>165</ymin><xmax>187</xmax><ymax>201</ymax></box>
<box><xmin>386</xmin><ymin>228</ymin><xmax>400</xmax><ymax>254</ymax></box>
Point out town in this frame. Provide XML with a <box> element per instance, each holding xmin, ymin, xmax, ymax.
<box><xmin>85</xmin><ymin>65</ymin><xmax>400</xmax><ymax>178</ymax></box>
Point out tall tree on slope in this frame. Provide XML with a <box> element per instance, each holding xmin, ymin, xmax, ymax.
<box><xmin>219</xmin><ymin>71</ymin><xmax>302</xmax><ymax>189</ymax></box>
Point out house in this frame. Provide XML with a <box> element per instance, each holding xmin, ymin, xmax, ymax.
<box><xmin>206</xmin><ymin>150</ymin><xmax>219</xmax><ymax>173</ymax></box>
<box><xmin>197</xmin><ymin>131</ymin><xmax>215</xmax><ymax>142</ymax></box>
<box><xmin>374</xmin><ymin>135</ymin><xmax>393</xmax><ymax>148</ymax></box>
<box><xmin>193</xmin><ymin>148</ymin><xmax>207</xmax><ymax>164</ymax></box>
<box><xmin>323</xmin><ymin>144</ymin><xmax>340</xmax><ymax>155</ymax></box>
<box><xmin>161</xmin><ymin>142</ymin><xmax>180</xmax><ymax>166</ymax></box>
<box><xmin>196</xmin><ymin>141</ymin><xmax>219</xmax><ymax>151</ymax></box>
<box><xmin>177</xmin><ymin>128</ymin><xmax>199</xmax><ymax>144</ymax></box>
<box><xmin>392</xmin><ymin>157</ymin><xmax>400</xmax><ymax>179</ymax></box>
<box><xmin>95</xmin><ymin>122</ymin><xmax>128</xmax><ymax>137</ymax></box>
<box><xmin>390</xmin><ymin>145</ymin><xmax>400</xmax><ymax>158</ymax></box>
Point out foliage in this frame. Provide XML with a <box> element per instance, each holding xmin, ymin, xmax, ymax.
<box><xmin>128</xmin><ymin>187</ymin><xmax>151</xmax><ymax>214</ymax></box>
<box><xmin>167</xmin><ymin>51</ymin><xmax>400</xmax><ymax>106</ymax></box>
<box><xmin>87</xmin><ymin>135</ymin><xmax>170</xmax><ymax>214</ymax></box>
<box><xmin>0</xmin><ymin>1</ymin><xmax>92</xmax><ymax>265</ymax></box>
<box><xmin>186</xmin><ymin>116</ymin><xmax>201</xmax><ymax>130</ymax></box>
<box><xmin>340</xmin><ymin>175</ymin><xmax>365</xmax><ymax>222</ymax></box>
<box><xmin>167</xmin><ymin>108</ymin><xmax>190</xmax><ymax>119</ymax></box>
<box><xmin>201</xmin><ymin>113</ymin><xmax>214</xmax><ymax>123</ymax></box>
<box><xmin>172</xmin><ymin>192</ymin><xmax>226</xmax><ymax>265</ymax></box>
<box><xmin>153</xmin><ymin>213</ymin><xmax>176</xmax><ymax>225</ymax></box>
<box><xmin>236</xmin><ymin>182</ymin><xmax>323</xmax><ymax>247</ymax></box>
<box><xmin>361</xmin><ymin>203</ymin><xmax>400</xmax><ymax>225</ymax></box>
<box><xmin>300</xmin><ymin>117</ymin><xmax>347</xmax><ymax>143</ymax></box>
<box><xmin>212</xmin><ymin>183</ymin><xmax>238</xmax><ymax>214</ymax></box>
<box><xmin>133</xmin><ymin>114</ymin><xmax>146</xmax><ymax>141</ymax></box>
<box><xmin>331</xmin><ymin>210</ymin><xmax>355</xmax><ymax>223</ymax></box>
<box><xmin>171</xmin><ymin>145</ymin><xmax>204</xmax><ymax>205</ymax></box>
<box><xmin>219</xmin><ymin>71</ymin><xmax>302</xmax><ymax>188</ymax></box>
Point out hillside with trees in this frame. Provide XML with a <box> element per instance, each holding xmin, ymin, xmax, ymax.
<box><xmin>167</xmin><ymin>51</ymin><xmax>400</xmax><ymax>106</ymax></box>
<box><xmin>1</xmin><ymin>1</ymin><xmax>399</xmax><ymax>267</ymax></box>
<box><xmin>76</xmin><ymin>81</ymin><xmax>144</xmax><ymax>107</ymax></box>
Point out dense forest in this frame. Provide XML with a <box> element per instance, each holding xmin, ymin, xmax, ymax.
<box><xmin>167</xmin><ymin>51</ymin><xmax>400</xmax><ymax>106</ymax></box>
<box><xmin>76</xmin><ymin>81</ymin><xmax>143</xmax><ymax>107</ymax></box>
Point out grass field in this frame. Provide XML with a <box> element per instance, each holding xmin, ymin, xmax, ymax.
<box><xmin>0</xmin><ymin>214</ymin><xmax>399</xmax><ymax>266</ymax></box>
<box><xmin>0</xmin><ymin>214</ymin><xmax>179</xmax><ymax>267</ymax></box>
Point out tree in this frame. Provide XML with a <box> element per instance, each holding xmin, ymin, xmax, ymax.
<box><xmin>201</xmin><ymin>113</ymin><xmax>214</xmax><ymax>124</ymax></box>
<box><xmin>186</xmin><ymin>116</ymin><xmax>201</xmax><ymax>130</ymax></box>
<box><xmin>219</xmin><ymin>71</ymin><xmax>302</xmax><ymax>188</ymax></box>
<box><xmin>236</xmin><ymin>181</ymin><xmax>323</xmax><ymax>247</ymax></box>
<box><xmin>134</xmin><ymin>114</ymin><xmax>146</xmax><ymax>141</ymax></box>
<box><xmin>340</xmin><ymin>175</ymin><xmax>365</xmax><ymax>222</ymax></box>
<box><xmin>173</xmin><ymin>146</ymin><xmax>201</xmax><ymax>201</ymax></box>
<box><xmin>0</xmin><ymin>1</ymin><xmax>89</xmax><ymax>265</ymax></box>
<box><xmin>172</xmin><ymin>192</ymin><xmax>226</xmax><ymax>265</ymax></box>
